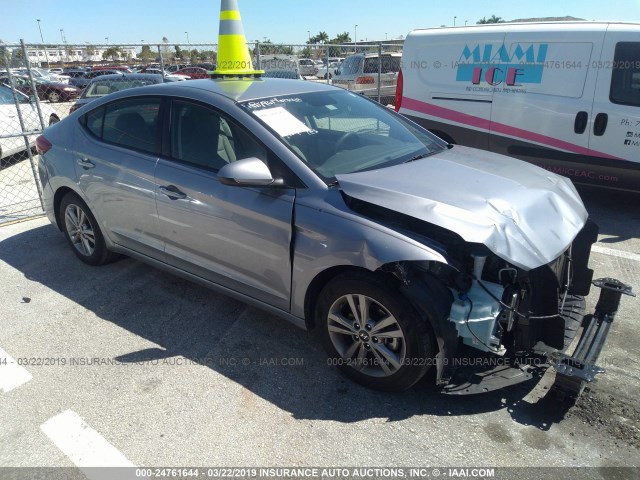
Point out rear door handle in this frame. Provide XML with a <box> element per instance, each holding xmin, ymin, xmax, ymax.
<box><xmin>574</xmin><ymin>111</ymin><xmax>588</xmax><ymax>134</ymax></box>
<box><xmin>593</xmin><ymin>113</ymin><xmax>608</xmax><ymax>136</ymax></box>
<box><xmin>159</xmin><ymin>185</ymin><xmax>187</xmax><ymax>200</ymax></box>
<box><xmin>77</xmin><ymin>158</ymin><xmax>95</xmax><ymax>169</ymax></box>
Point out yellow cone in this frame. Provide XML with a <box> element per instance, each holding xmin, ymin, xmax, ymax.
<box><xmin>213</xmin><ymin>0</ymin><xmax>263</xmax><ymax>77</ymax></box>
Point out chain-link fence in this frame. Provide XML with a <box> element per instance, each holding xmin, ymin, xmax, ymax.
<box><xmin>0</xmin><ymin>39</ymin><xmax>403</xmax><ymax>225</ymax></box>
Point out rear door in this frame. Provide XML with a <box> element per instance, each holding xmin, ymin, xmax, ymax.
<box><xmin>589</xmin><ymin>25</ymin><xmax>640</xmax><ymax>190</ymax></box>
<box><xmin>74</xmin><ymin>97</ymin><xmax>164</xmax><ymax>257</ymax></box>
<box><xmin>154</xmin><ymin>99</ymin><xmax>295</xmax><ymax>310</ymax></box>
<box><xmin>490</xmin><ymin>27</ymin><xmax>604</xmax><ymax>174</ymax></box>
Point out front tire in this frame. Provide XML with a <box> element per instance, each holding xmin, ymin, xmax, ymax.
<box><xmin>48</xmin><ymin>91</ymin><xmax>61</xmax><ymax>103</ymax></box>
<box><xmin>317</xmin><ymin>271</ymin><xmax>435</xmax><ymax>392</ymax></box>
<box><xmin>59</xmin><ymin>192</ymin><xmax>113</xmax><ymax>266</ymax></box>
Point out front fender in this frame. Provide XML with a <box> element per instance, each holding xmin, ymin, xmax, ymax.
<box><xmin>290</xmin><ymin>189</ymin><xmax>450</xmax><ymax>318</ymax></box>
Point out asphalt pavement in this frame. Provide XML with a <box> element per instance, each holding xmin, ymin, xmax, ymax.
<box><xmin>0</xmin><ymin>186</ymin><xmax>638</xmax><ymax>477</ymax></box>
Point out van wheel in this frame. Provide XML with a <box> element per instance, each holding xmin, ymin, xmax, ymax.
<box><xmin>316</xmin><ymin>271</ymin><xmax>434</xmax><ymax>392</ymax></box>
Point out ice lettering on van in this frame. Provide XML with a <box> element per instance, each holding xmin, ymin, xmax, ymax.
<box><xmin>456</xmin><ymin>43</ymin><xmax>548</xmax><ymax>86</ymax></box>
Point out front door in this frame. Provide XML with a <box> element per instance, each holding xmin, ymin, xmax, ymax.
<box><xmin>154</xmin><ymin>99</ymin><xmax>295</xmax><ymax>310</ymax></box>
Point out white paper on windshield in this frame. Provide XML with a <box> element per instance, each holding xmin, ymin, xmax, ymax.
<box><xmin>253</xmin><ymin>107</ymin><xmax>311</xmax><ymax>137</ymax></box>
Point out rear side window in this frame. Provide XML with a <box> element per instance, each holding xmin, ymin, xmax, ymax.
<box><xmin>85</xmin><ymin>106</ymin><xmax>105</xmax><ymax>137</ymax></box>
<box><xmin>610</xmin><ymin>42</ymin><xmax>640</xmax><ymax>107</ymax></box>
<box><xmin>82</xmin><ymin>98</ymin><xmax>161</xmax><ymax>154</ymax></box>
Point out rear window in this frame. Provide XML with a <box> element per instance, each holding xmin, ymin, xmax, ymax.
<box><xmin>340</xmin><ymin>56</ymin><xmax>363</xmax><ymax>75</ymax></box>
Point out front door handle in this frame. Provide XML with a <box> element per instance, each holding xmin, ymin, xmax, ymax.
<box><xmin>159</xmin><ymin>185</ymin><xmax>187</xmax><ymax>200</ymax></box>
<box><xmin>593</xmin><ymin>113</ymin><xmax>608</xmax><ymax>136</ymax></box>
<box><xmin>77</xmin><ymin>158</ymin><xmax>95</xmax><ymax>169</ymax></box>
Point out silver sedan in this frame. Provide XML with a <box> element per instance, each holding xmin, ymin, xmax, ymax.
<box><xmin>36</xmin><ymin>78</ymin><xmax>598</xmax><ymax>392</ymax></box>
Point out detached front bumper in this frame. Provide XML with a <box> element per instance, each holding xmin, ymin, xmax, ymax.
<box><xmin>550</xmin><ymin>278</ymin><xmax>635</xmax><ymax>399</ymax></box>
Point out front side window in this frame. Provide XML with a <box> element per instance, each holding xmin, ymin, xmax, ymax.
<box><xmin>170</xmin><ymin>100</ymin><xmax>266</xmax><ymax>171</ymax></box>
<box><xmin>610</xmin><ymin>42</ymin><xmax>640</xmax><ymax>107</ymax></box>
<box><xmin>241</xmin><ymin>90</ymin><xmax>446</xmax><ymax>182</ymax></box>
<box><xmin>83</xmin><ymin>98</ymin><xmax>161</xmax><ymax>154</ymax></box>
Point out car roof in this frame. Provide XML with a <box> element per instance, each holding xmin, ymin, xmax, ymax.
<box><xmin>89</xmin><ymin>73</ymin><xmax>163</xmax><ymax>83</ymax></box>
<box><xmin>125</xmin><ymin>77</ymin><xmax>336</xmax><ymax>102</ymax></box>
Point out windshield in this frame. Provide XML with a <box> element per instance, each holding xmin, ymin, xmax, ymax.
<box><xmin>241</xmin><ymin>90</ymin><xmax>446</xmax><ymax>182</ymax></box>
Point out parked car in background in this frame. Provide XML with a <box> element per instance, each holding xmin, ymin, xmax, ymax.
<box><xmin>0</xmin><ymin>75</ymin><xmax>81</xmax><ymax>103</ymax></box>
<box><xmin>69</xmin><ymin>73</ymin><xmax>181</xmax><ymax>113</ymax></box>
<box><xmin>137</xmin><ymin>67</ymin><xmax>189</xmax><ymax>81</ymax></box>
<box><xmin>92</xmin><ymin>65</ymin><xmax>132</xmax><ymax>72</ymax></box>
<box><xmin>31</xmin><ymin>68</ymin><xmax>70</xmax><ymax>84</ymax></box>
<box><xmin>298</xmin><ymin>58</ymin><xmax>319</xmax><ymax>77</ymax></box>
<box><xmin>0</xmin><ymin>84</ymin><xmax>58</xmax><ymax>160</ymax></box>
<box><xmin>260</xmin><ymin>54</ymin><xmax>303</xmax><ymax>80</ymax></box>
<box><xmin>332</xmin><ymin>52</ymin><xmax>401</xmax><ymax>102</ymax></box>
<box><xmin>173</xmin><ymin>67</ymin><xmax>210</xmax><ymax>79</ymax></box>
<box><xmin>69</xmin><ymin>70</ymin><xmax>125</xmax><ymax>90</ymax></box>
<box><xmin>322</xmin><ymin>61</ymin><xmax>342</xmax><ymax>80</ymax></box>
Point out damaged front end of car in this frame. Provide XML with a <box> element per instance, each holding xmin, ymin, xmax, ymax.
<box><xmin>336</xmin><ymin>152</ymin><xmax>634</xmax><ymax>398</ymax></box>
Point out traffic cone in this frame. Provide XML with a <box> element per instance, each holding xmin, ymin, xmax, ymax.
<box><xmin>213</xmin><ymin>0</ymin><xmax>263</xmax><ymax>77</ymax></box>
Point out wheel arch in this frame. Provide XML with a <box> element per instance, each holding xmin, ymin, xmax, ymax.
<box><xmin>53</xmin><ymin>186</ymin><xmax>76</xmax><ymax>231</ymax></box>
<box><xmin>304</xmin><ymin>265</ymin><xmax>372</xmax><ymax>330</ymax></box>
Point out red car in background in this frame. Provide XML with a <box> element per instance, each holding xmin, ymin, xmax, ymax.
<box><xmin>173</xmin><ymin>67</ymin><xmax>210</xmax><ymax>79</ymax></box>
<box><xmin>0</xmin><ymin>75</ymin><xmax>80</xmax><ymax>103</ymax></box>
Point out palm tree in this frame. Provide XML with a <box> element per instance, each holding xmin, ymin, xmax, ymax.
<box><xmin>316</xmin><ymin>31</ymin><xmax>329</xmax><ymax>44</ymax></box>
<box><xmin>477</xmin><ymin>15</ymin><xmax>505</xmax><ymax>24</ymax></box>
<box><xmin>334</xmin><ymin>32</ymin><xmax>351</xmax><ymax>44</ymax></box>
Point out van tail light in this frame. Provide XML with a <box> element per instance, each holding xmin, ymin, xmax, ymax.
<box><xmin>36</xmin><ymin>135</ymin><xmax>52</xmax><ymax>155</ymax></box>
<box><xmin>395</xmin><ymin>69</ymin><xmax>403</xmax><ymax>112</ymax></box>
<box><xmin>356</xmin><ymin>76</ymin><xmax>375</xmax><ymax>84</ymax></box>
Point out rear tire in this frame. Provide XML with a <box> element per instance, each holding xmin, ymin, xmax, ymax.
<box><xmin>59</xmin><ymin>192</ymin><xmax>114</xmax><ymax>266</ymax></box>
<box><xmin>316</xmin><ymin>271</ymin><xmax>435</xmax><ymax>392</ymax></box>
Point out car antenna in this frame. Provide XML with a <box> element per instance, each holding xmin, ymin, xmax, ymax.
<box><xmin>211</xmin><ymin>0</ymin><xmax>263</xmax><ymax>79</ymax></box>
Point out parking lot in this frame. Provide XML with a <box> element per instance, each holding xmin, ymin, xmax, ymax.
<box><xmin>0</xmin><ymin>181</ymin><xmax>638</xmax><ymax>476</ymax></box>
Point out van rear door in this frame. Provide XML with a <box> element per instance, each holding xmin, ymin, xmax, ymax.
<box><xmin>489</xmin><ymin>26</ymin><xmax>604</xmax><ymax>177</ymax></box>
<box><xmin>589</xmin><ymin>25</ymin><xmax>640</xmax><ymax>190</ymax></box>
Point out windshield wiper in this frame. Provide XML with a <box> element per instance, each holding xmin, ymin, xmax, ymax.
<box><xmin>405</xmin><ymin>151</ymin><xmax>433</xmax><ymax>163</ymax></box>
<box><xmin>327</xmin><ymin>179</ymin><xmax>340</xmax><ymax>188</ymax></box>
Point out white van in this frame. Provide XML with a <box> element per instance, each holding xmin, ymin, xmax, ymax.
<box><xmin>397</xmin><ymin>22</ymin><xmax>640</xmax><ymax>192</ymax></box>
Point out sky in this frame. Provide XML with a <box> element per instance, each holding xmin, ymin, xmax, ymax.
<box><xmin>2</xmin><ymin>0</ymin><xmax>640</xmax><ymax>47</ymax></box>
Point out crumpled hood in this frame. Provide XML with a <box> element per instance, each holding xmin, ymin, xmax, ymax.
<box><xmin>336</xmin><ymin>145</ymin><xmax>587</xmax><ymax>270</ymax></box>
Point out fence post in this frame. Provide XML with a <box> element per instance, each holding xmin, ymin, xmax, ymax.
<box><xmin>21</xmin><ymin>40</ymin><xmax>46</xmax><ymax>130</ymax></box>
<box><xmin>255</xmin><ymin>41</ymin><xmax>261</xmax><ymax>69</ymax></box>
<box><xmin>2</xmin><ymin>44</ymin><xmax>45</xmax><ymax>212</ymax></box>
<box><xmin>324</xmin><ymin>46</ymin><xmax>329</xmax><ymax>83</ymax></box>
<box><xmin>158</xmin><ymin>45</ymin><xmax>165</xmax><ymax>73</ymax></box>
<box><xmin>377</xmin><ymin>42</ymin><xmax>382</xmax><ymax>103</ymax></box>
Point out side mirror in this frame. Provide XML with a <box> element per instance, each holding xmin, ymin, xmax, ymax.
<box><xmin>218</xmin><ymin>157</ymin><xmax>274</xmax><ymax>186</ymax></box>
